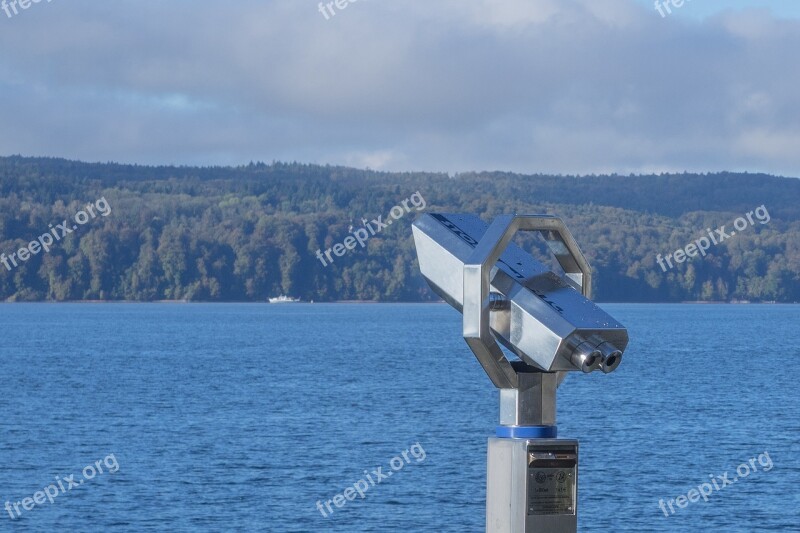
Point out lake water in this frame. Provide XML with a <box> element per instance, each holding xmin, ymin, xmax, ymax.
<box><xmin>0</xmin><ymin>303</ymin><xmax>797</xmax><ymax>532</ymax></box>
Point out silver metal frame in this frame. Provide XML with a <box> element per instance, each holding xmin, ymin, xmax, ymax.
<box><xmin>462</xmin><ymin>215</ymin><xmax>592</xmax><ymax>389</ymax></box>
<box><xmin>412</xmin><ymin>212</ymin><xmax>627</xmax><ymax>380</ymax></box>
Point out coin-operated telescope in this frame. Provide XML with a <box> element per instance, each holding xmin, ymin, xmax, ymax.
<box><xmin>412</xmin><ymin>213</ymin><xmax>629</xmax><ymax>533</ymax></box>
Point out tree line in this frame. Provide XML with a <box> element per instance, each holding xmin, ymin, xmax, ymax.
<box><xmin>0</xmin><ymin>156</ymin><xmax>798</xmax><ymax>302</ymax></box>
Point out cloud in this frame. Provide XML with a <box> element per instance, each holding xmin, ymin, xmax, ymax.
<box><xmin>0</xmin><ymin>0</ymin><xmax>798</xmax><ymax>176</ymax></box>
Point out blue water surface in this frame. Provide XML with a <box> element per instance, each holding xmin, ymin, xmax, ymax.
<box><xmin>0</xmin><ymin>303</ymin><xmax>798</xmax><ymax>532</ymax></box>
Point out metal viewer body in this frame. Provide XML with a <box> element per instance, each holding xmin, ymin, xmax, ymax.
<box><xmin>412</xmin><ymin>213</ymin><xmax>630</xmax><ymax>533</ymax></box>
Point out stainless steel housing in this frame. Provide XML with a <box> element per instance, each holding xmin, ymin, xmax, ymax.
<box><xmin>412</xmin><ymin>213</ymin><xmax>628</xmax><ymax>385</ymax></box>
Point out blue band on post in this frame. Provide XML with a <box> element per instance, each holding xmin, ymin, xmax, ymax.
<box><xmin>496</xmin><ymin>425</ymin><xmax>557</xmax><ymax>439</ymax></box>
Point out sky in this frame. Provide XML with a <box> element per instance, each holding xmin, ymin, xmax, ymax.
<box><xmin>0</xmin><ymin>0</ymin><xmax>799</xmax><ymax>176</ymax></box>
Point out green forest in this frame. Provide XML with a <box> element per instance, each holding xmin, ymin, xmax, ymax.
<box><xmin>0</xmin><ymin>156</ymin><xmax>798</xmax><ymax>302</ymax></box>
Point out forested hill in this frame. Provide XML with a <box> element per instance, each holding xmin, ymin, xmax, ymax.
<box><xmin>0</xmin><ymin>155</ymin><xmax>798</xmax><ymax>302</ymax></box>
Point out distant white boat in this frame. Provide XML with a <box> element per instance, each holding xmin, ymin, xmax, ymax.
<box><xmin>269</xmin><ymin>295</ymin><xmax>301</xmax><ymax>303</ymax></box>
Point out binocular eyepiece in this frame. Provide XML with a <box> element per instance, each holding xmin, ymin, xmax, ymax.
<box><xmin>570</xmin><ymin>340</ymin><xmax>623</xmax><ymax>374</ymax></box>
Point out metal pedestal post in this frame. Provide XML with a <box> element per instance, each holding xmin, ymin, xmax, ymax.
<box><xmin>486</xmin><ymin>371</ymin><xmax>578</xmax><ymax>533</ymax></box>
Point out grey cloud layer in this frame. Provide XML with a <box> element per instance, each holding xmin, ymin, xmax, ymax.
<box><xmin>0</xmin><ymin>0</ymin><xmax>798</xmax><ymax>174</ymax></box>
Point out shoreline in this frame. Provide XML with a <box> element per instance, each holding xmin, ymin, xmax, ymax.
<box><xmin>0</xmin><ymin>300</ymin><xmax>796</xmax><ymax>305</ymax></box>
